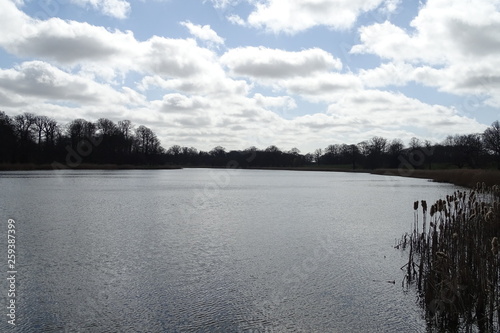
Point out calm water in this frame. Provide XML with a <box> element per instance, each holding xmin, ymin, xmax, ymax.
<box><xmin>0</xmin><ymin>168</ymin><xmax>462</xmax><ymax>332</ymax></box>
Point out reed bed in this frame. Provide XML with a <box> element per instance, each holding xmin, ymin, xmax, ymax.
<box><xmin>397</xmin><ymin>183</ymin><xmax>500</xmax><ymax>332</ymax></box>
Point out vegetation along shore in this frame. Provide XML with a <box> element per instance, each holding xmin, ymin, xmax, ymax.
<box><xmin>397</xmin><ymin>184</ymin><xmax>500</xmax><ymax>331</ymax></box>
<box><xmin>2</xmin><ymin>110</ymin><xmax>500</xmax><ymax>189</ymax></box>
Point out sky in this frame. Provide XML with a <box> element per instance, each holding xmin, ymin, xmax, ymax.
<box><xmin>0</xmin><ymin>0</ymin><xmax>499</xmax><ymax>153</ymax></box>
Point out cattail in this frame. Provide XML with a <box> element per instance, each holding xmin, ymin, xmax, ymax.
<box><xmin>436</xmin><ymin>251</ymin><xmax>448</xmax><ymax>259</ymax></box>
<box><xmin>492</xmin><ymin>237</ymin><xmax>498</xmax><ymax>255</ymax></box>
<box><xmin>485</xmin><ymin>209</ymin><xmax>494</xmax><ymax>222</ymax></box>
<box><xmin>414</xmin><ymin>201</ymin><xmax>419</xmax><ymax>210</ymax></box>
<box><xmin>421</xmin><ymin>200</ymin><xmax>427</xmax><ymax>213</ymax></box>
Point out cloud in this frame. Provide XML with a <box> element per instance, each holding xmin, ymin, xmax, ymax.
<box><xmin>139</xmin><ymin>36</ymin><xmax>219</xmax><ymax>78</ymax></box>
<box><xmin>6</xmin><ymin>18</ymin><xmax>134</xmax><ymax>64</ymax></box>
<box><xmin>159</xmin><ymin>93</ymin><xmax>211</xmax><ymax>112</ymax></box>
<box><xmin>352</xmin><ymin>0</ymin><xmax>500</xmax><ymax>64</ymax></box>
<box><xmin>181</xmin><ymin>21</ymin><xmax>225</xmax><ymax>45</ymax></box>
<box><xmin>70</xmin><ymin>0</ymin><xmax>131</xmax><ymax>19</ymax></box>
<box><xmin>221</xmin><ymin>46</ymin><xmax>342</xmax><ymax>79</ymax></box>
<box><xmin>205</xmin><ymin>0</ymin><xmax>239</xmax><ymax>9</ymax></box>
<box><xmin>253</xmin><ymin>93</ymin><xmax>297</xmax><ymax>110</ymax></box>
<box><xmin>0</xmin><ymin>0</ymin><xmax>31</xmax><ymax>46</ymax></box>
<box><xmin>138</xmin><ymin>73</ymin><xmax>250</xmax><ymax>97</ymax></box>
<box><xmin>351</xmin><ymin>0</ymin><xmax>500</xmax><ymax>106</ymax></box>
<box><xmin>283</xmin><ymin>72</ymin><xmax>362</xmax><ymax>99</ymax></box>
<box><xmin>0</xmin><ymin>5</ymin><xmax>226</xmax><ymax>83</ymax></box>
<box><xmin>326</xmin><ymin>89</ymin><xmax>486</xmax><ymax>136</ymax></box>
<box><xmin>0</xmin><ymin>61</ymin><xmax>138</xmax><ymax>105</ymax></box>
<box><xmin>227</xmin><ymin>14</ymin><xmax>246</xmax><ymax>26</ymax></box>
<box><xmin>241</xmin><ymin>0</ymin><xmax>394</xmax><ymax>34</ymax></box>
<box><xmin>358</xmin><ymin>62</ymin><xmax>414</xmax><ymax>88</ymax></box>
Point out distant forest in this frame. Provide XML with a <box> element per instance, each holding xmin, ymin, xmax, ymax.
<box><xmin>1</xmin><ymin>110</ymin><xmax>500</xmax><ymax>170</ymax></box>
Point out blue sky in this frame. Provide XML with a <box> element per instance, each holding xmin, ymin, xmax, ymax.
<box><xmin>0</xmin><ymin>0</ymin><xmax>499</xmax><ymax>153</ymax></box>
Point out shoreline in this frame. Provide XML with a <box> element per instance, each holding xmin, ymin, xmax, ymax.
<box><xmin>2</xmin><ymin>163</ymin><xmax>500</xmax><ymax>188</ymax></box>
<box><xmin>372</xmin><ymin>168</ymin><xmax>500</xmax><ymax>188</ymax></box>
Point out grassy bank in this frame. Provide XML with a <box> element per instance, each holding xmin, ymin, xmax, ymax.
<box><xmin>0</xmin><ymin>163</ymin><xmax>181</xmax><ymax>171</ymax></box>
<box><xmin>373</xmin><ymin>168</ymin><xmax>500</xmax><ymax>188</ymax></box>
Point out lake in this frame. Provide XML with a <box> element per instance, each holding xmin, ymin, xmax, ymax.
<box><xmin>0</xmin><ymin>168</ymin><xmax>462</xmax><ymax>332</ymax></box>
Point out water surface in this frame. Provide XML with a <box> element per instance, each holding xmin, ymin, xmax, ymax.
<box><xmin>0</xmin><ymin>169</ymin><xmax>462</xmax><ymax>332</ymax></box>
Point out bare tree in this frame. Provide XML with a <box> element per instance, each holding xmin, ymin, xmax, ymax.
<box><xmin>14</xmin><ymin>112</ymin><xmax>36</xmax><ymax>143</ymax></box>
<box><xmin>409</xmin><ymin>137</ymin><xmax>422</xmax><ymax>151</ymax></box>
<box><xmin>313</xmin><ymin>148</ymin><xmax>323</xmax><ymax>165</ymax></box>
<box><xmin>34</xmin><ymin>115</ymin><xmax>49</xmax><ymax>146</ymax></box>
<box><xmin>265</xmin><ymin>145</ymin><xmax>281</xmax><ymax>153</ymax></box>
<box><xmin>483</xmin><ymin>121</ymin><xmax>500</xmax><ymax>168</ymax></box>
<box><xmin>210</xmin><ymin>146</ymin><xmax>226</xmax><ymax>157</ymax></box>
<box><xmin>117</xmin><ymin>120</ymin><xmax>133</xmax><ymax>140</ymax></box>
<box><xmin>368</xmin><ymin>136</ymin><xmax>388</xmax><ymax>155</ymax></box>
<box><xmin>97</xmin><ymin>118</ymin><xmax>117</xmax><ymax>136</ymax></box>
<box><xmin>42</xmin><ymin>118</ymin><xmax>59</xmax><ymax>146</ymax></box>
<box><xmin>366</xmin><ymin>136</ymin><xmax>388</xmax><ymax>169</ymax></box>
<box><xmin>135</xmin><ymin>125</ymin><xmax>162</xmax><ymax>155</ymax></box>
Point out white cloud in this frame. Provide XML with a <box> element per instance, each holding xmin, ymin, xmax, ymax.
<box><xmin>138</xmin><ymin>73</ymin><xmax>250</xmax><ymax>98</ymax></box>
<box><xmin>0</xmin><ymin>0</ymin><xmax>31</xmax><ymax>47</ymax></box>
<box><xmin>227</xmin><ymin>14</ymin><xmax>246</xmax><ymax>26</ymax></box>
<box><xmin>242</xmin><ymin>0</ymin><xmax>392</xmax><ymax>34</ymax></box>
<box><xmin>0</xmin><ymin>6</ymin><xmax>227</xmax><ymax>83</ymax></box>
<box><xmin>70</xmin><ymin>0</ymin><xmax>131</xmax><ymax>19</ymax></box>
<box><xmin>0</xmin><ymin>61</ymin><xmax>141</xmax><ymax>105</ymax></box>
<box><xmin>351</xmin><ymin>0</ymin><xmax>500</xmax><ymax>107</ymax></box>
<box><xmin>205</xmin><ymin>0</ymin><xmax>239</xmax><ymax>9</ymax></box>
<box><xmin>181</xmin><ymin>21</ymin><xmax>225</xmax><ymax>45</ymax></box>
<box><xmin>159</xmin><ymin>93</ymin><xmax>211</xmax><ymax>112</ymax></box>
<box><xmin>358</xmin><ymin>62</ymin><xmax>414</xmax><ymax>88</ymax></box>
<box><xmin>6</xmin><ymin>18</ymin><xmax>136</xmax><ymax>65</ymax></box>
<box><xmin>326</xmin><ymin>89</ymin><xmax>486</xmax><ymax>136</ymax></box>
<box><xmin>221</xmin><ymin>46</ymin><xmax>342</xmax><ymax>79</ymax></box>
<box><xmin>282</xmin><ymin>72</ymin><xmax>362</xmax><ymax>100</ymax></box>
<box><xmin>139</xmin><ymin>36</ymin><xmax>219</xmax><ymax>78</ymax></box>
<box><xmin>253</xmin><ymin>93</ymin><xmax>297</xmax><ymax>110</ymax></box>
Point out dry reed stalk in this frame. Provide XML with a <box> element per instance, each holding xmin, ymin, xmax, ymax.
<box><xmin>397</xmin><ymin>183</ymin><xmax>500</xmax><ymax>331</ymax></box>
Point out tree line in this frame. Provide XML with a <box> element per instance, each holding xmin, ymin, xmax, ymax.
<box><xmin>1</xmin><ymin>110</ymin><xmax>500</xmax><ymax>169</ymax></box>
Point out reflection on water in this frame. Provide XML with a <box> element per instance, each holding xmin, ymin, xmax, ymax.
<box><xmin>0</xmin><ymin>169</ymin><xmax>462</xmax><ymax>332</ymax></box>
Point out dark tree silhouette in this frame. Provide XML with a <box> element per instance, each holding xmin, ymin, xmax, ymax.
<box><xmin>484</xmin><ymin>121</ymin><xmax>500</xmax><ymax>168</ymax></box>
<box><xmin>1</xmin><ymin>110</ymin><xmax>500</xmax><ymax>171</ymax></box>
<box><xmin>0</xmin><ymin>111</ymin><xmax>17</xmax><ymax>163</ymax></box>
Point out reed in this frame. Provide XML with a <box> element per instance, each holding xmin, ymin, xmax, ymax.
<box><xmin>397</xmin><ymin>183</ymin><xmax>500</xmax><ymax>331</ymax></box>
